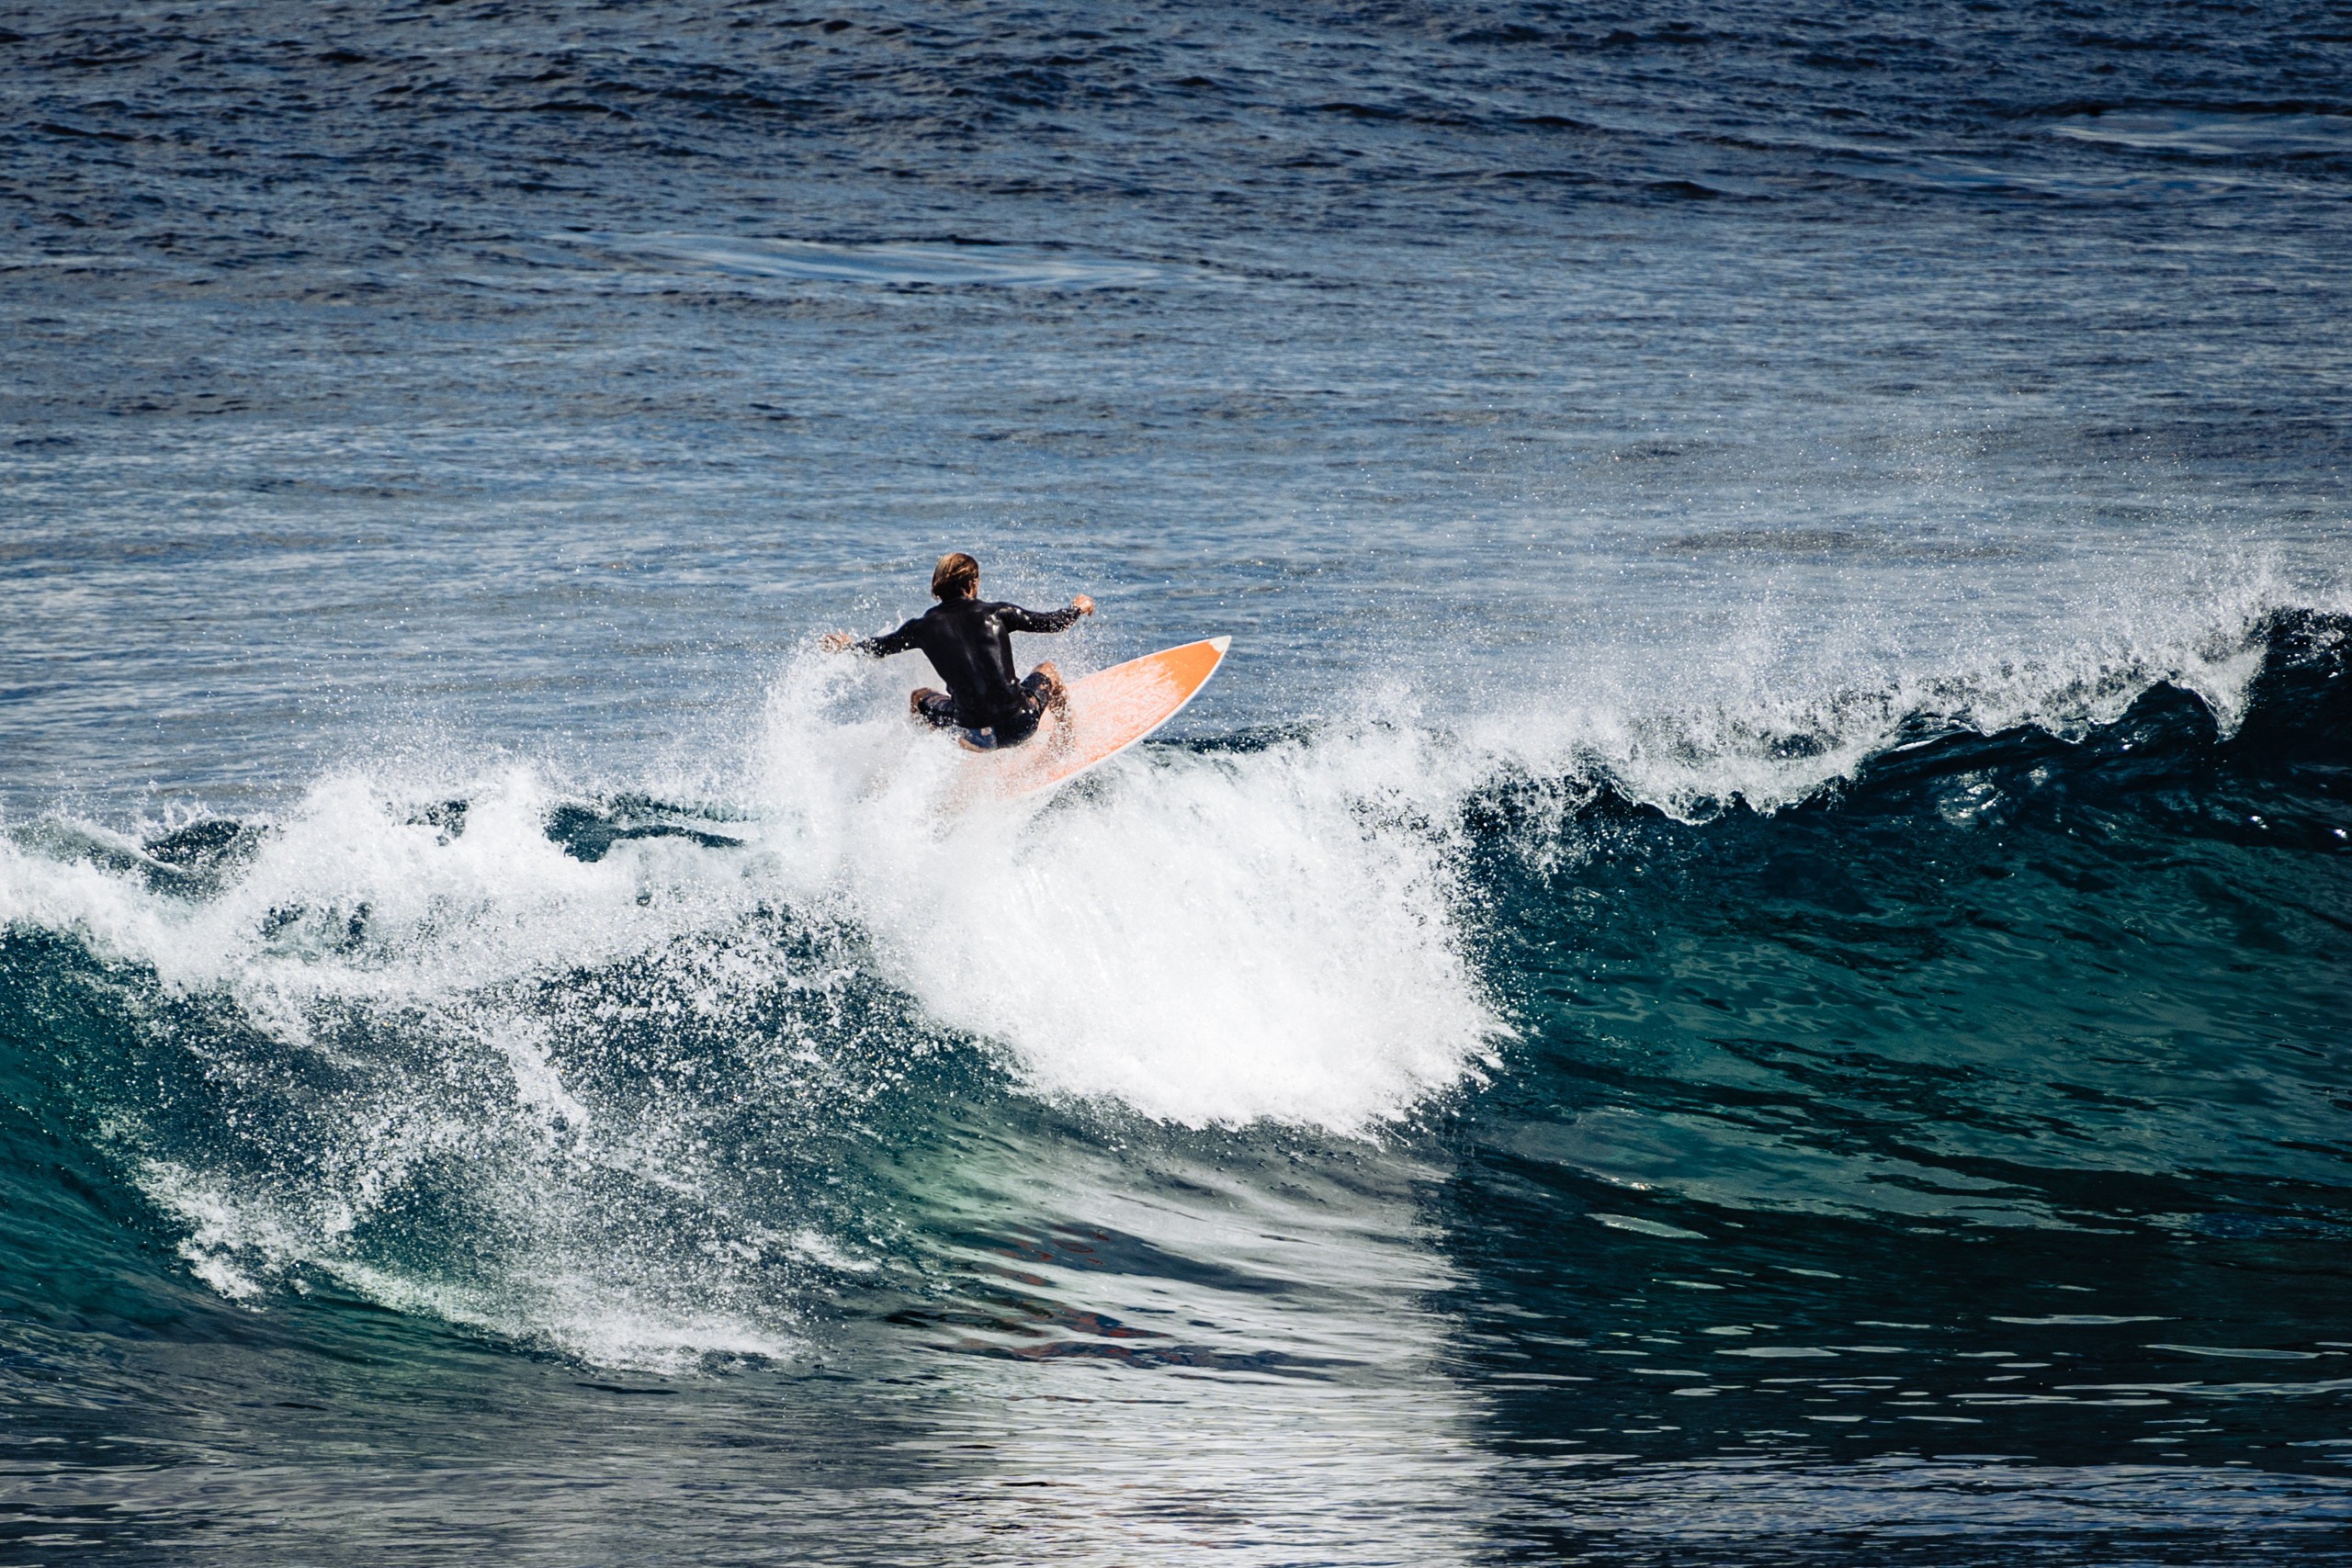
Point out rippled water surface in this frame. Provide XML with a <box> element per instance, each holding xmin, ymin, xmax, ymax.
<box><xmin>5</xmin><ymin>1</ymin><xmax>2350</xmax><ymax>1562</ymax></box>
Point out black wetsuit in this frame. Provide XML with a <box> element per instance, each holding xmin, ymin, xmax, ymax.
<box><xmin>852</xmin><ymin>598</ymin><xmax>1084</xmax><ymax>745</ymax></box>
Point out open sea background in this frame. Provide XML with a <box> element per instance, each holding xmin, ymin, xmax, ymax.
<box><xmin>4</xmin><ymin>0</ymin><xmax>2351</xmax><ymax>1561</ymax></box>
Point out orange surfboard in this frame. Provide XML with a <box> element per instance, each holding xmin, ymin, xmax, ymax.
<box><xmin>967</xmin><ymin>636</ymin><xmax>1230</xmax><ymax>802</ymax></box>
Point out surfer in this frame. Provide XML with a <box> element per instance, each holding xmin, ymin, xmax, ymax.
<box><xmin>820</xmin><ymin>552</ymin><xmax>1093</xmax><ymax>750</ymax></box>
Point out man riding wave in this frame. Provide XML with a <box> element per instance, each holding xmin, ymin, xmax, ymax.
<box><xmin>821</xmin><ymin>552</ymin><xmax>1093</xmax><ymax>750</ymax></box>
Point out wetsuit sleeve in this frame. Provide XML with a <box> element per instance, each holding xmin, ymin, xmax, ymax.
<box><xmin>851</xmin><ymin>618</ymin><xmax>925</xmax><ymax>658</ymax></box>
<box><xmin>1002</xmin><ymin>604</ymin><xmax>1084</xmax><ymax>635</ymax></box>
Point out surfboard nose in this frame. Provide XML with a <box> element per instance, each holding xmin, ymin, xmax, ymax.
<box><xmin>1209</xmin><ymin>635</ymin><xmax>1231</xmax><ymax>653</ymax></box>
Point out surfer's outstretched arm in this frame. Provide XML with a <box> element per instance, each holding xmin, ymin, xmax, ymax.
<box><xmin>820</xmin><ymin>618</ymin><xmax>923</xmax><ymax>657</ymax></box>
<box><xmin>1004</xmin><ymin>594</ymin><xmax>1094</xmax><ymax>634</ymax></box>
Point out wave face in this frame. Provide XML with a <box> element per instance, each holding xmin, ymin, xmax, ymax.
<box><xmin>8</xmin><ymin>0</ymin><xmax>2352</xmax><ymax>1559</ymax></box>
<box><xmin>1</xmin><ymin>653</ymin><xmax>1502</xmax><ymax>1366</ymax></box>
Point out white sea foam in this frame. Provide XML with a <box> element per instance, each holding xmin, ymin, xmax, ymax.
<box><xmin>746</xmin><ymin>651</ymin><xmax>1506</xmax><ymax>1130</ymax></box>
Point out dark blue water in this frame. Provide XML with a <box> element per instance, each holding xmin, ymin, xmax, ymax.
<box><xmin>5</xmin><ymin>1</ymin><xmax>2350</xmax><ymax>1561</ymax></box>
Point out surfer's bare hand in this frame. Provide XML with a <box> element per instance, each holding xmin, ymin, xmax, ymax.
<box><xmin>1070</xmin><ymin>594</ymin><xmax>1095</xmax><ymax>615</ymax></box>
<box><xmin>820</xmin><ymin>631</ymin><xmax>852</xmax><ymax>653</ymax></box>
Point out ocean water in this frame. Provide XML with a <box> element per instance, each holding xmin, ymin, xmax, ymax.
<box><xmin>4</xmin><ymin>0</ymin><xmax>2350</xmax><ymax>1561</ymax></box>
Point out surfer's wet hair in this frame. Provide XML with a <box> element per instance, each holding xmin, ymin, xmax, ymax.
<box><xmin>932</xmin><ymin>552</ymin><xmax>980</xmax><ymax>600</ymax></box>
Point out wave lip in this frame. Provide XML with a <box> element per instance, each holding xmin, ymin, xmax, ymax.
<box><xmin>540</xmin><ymin>231</ymin><xmax>1173</xmax><ymax>290</ymax></box>
<box><xmin>2052</xmin><ymin>109</ymin><xmax>2352</xmax><ymax>162</ymax></box>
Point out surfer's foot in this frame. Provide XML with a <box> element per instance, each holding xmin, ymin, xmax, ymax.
<box><xmin>1030</xmin><ymin>662</ymin><xmax>1076</xmax><ymax>755</ymax></box>
<box><xmin>909</xmin><ymin>687</ymin><xmax>940</xmax><ymax>715</ymax></box>
<box><xmin>1034</xmin><ymin>662</ymin><xmax>1072</xmax><ymax>720</ymax></box>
